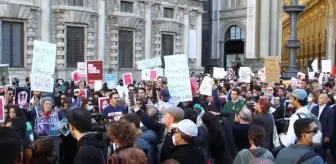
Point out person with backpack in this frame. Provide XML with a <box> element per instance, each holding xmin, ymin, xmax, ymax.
<box><xmin>279</xmin><ymin>89</ymin><xmax>313</xmax><ymax>147</ymax></box>
<box><xmin>275</xmin><ymin>118</ymin><xmax>324</xmax><ymax>164</ymax></box>
<box><xmin>233</xmin><ymin>125</ymin><xmax>274</xmax><ymax>164</ymax></box>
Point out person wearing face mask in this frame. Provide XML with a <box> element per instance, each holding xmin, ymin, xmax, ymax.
<box><xmin>162</xmin><ymin>119</ymin><xmax>206</xmax><ymax>164</ymax></box>
<box><xmin>275</xmin><ymin>118</ymin><xmax>324</xmax><ymax>164</ymax></box>
<box><xmin>307</xmin><ymin>92</ymin><xmax>318</xmax><ymax>111</ymax></box>
<box><xmin>311</xmin><ymin>93</ymin><xmax>335</xmax><ymax>161</ymax></box>
<box><xmin>279</xmin><ymin>89</ymin><xmax>322</xmax><ymax>148</ymax></box>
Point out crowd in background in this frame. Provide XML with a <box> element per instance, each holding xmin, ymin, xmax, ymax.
<box><xmin>0</xmin><ymin>73</ymin><xmax>336</xmax><ymax>164</ymax></box>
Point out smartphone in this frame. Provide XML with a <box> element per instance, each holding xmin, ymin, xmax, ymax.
<box><xmin>128</xmin><ymin>92</ymin><xmax>135</xmax><ymax>106</ymax></box>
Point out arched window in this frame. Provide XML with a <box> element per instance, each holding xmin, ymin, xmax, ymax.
<box><xmin>225</xmin><ymin>25</ymin><xmax>245</xmax><ymax>41</ymax></box>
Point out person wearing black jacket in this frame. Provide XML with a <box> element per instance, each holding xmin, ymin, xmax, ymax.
<box><xmin>134</xmin><ymin>106</ymin><xmax>184</xmax><ymax>162</ymax></box>
<box><xmin>67</xmin><ymin>108</ymin><xmax>108</xmax><ymax>164</ymax></box>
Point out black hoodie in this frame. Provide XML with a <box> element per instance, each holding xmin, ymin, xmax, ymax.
<box><xmin>74</xmin><ymin>132</ymin><xmax>108</xmax><ymax>164</ymax></box>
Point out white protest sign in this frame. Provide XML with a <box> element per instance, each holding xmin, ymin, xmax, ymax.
<box><xmin>154</xmin><ymin>67</ymin><xmax>164</xmax><ymax>77</ymax></box>
<box><xmin>311</xmin><ymin>59</ymin><xmax>318</xmax><ymax>72</ymax></box>
<box><xmin>199</xmin><ymin>76</ymin><xmax>213</xmax><ymax>96</ymax></box>
<box><xmin>136</xmin><ymin>57</ymin><xmax>162</xmax><ymax>69</ymax></box>
<box><xmin>321</xmin><ymin>60</ymin><xmax>331</xmax><ymax>73</ymax></box>
<box><xmin>308</xmin><ymin>72</ymin><xmax>315</xmax><ymax>80</ymax></box>
<box><xmin>141</xmin><ymin>69</ymin><xmax>151</xmax><ymax>81</ymax></box>
<box><xmin>94</xmin><ymin>80</ymin><xmax>103</xmax><ymax>91</ymax></box>
<box><xmin>213</xmin><ymin>67</ymin><xmax>226</xmax><ymax>79</ymax></box>
<box><xmin>318</xmin><ymin>73</ymin><xmax>324</xmax><ymax>84</ymax></box>
<box><xmin>32</xmin><ymin>40</ymin><xmax>56</xmax><ymax>76</ymax></box>
<box><xmin>30</xmin><ymin>74</ymin><xmax>54</xmax><ymax>92</ymax></box>
<box><xmin>239</xmin><ymin>67</ymin><xmax>251</xmax><ymax>83</ymax></box>
<box><xmin>164</xmin><ymin>55</ymin><xmax>192</xmax><ymax>102</ymax></box>
<box><xmin>77</xmin><ymin>62</ymin><xmax>87</xmax><ymax>75</ymax></box>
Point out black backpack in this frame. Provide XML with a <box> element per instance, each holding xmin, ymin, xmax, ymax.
<box><xmin>296</xmin><ymin>151</ymin><xmax>318</xmax><ymax>164</ymax></box>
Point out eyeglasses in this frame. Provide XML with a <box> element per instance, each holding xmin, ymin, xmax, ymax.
<box><xmin>304</xmin><ymin>128</ymin><xmax>318</xmax><ymax>134</ymax></box>
<box><xmin>88</xmin><ymin>104</ymin><xmax>93</xmax><ymax>106</ymax></box>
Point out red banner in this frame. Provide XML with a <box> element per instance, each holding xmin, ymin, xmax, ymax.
<box><xmin>333</xmin><ymin>67</ymin><xmax>336</xmax><ymax>77</ymax></box>
<box><xmin>87</xmin><ymin>61</ymin><xmax>103</xmax><ymax>85</ymax></box>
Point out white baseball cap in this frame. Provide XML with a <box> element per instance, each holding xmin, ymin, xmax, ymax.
<box><xmin>171</xmin><ymin>119</ymin><xmax>198</xmax><ymax>137</ymax></box>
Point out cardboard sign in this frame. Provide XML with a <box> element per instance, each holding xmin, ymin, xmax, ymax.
<box><xmin>123</xmin><ymin>73</ymin><xmax>133</xmax><ymax>86</ymax></box>
<box><xmin>98</xmin><ymin>97</ymin><xmax>110</xmax><ymax>113</ymax></box>
<box><xmin>31</xmin><ymin>40</ymin><xmax>56</xmax><ymax>76</ymax></box>
<box><xmin>199</xmin><ymin>77</ymin><xmax>213</xmax><ymax>96</ymax></box>
<box><xmin>30</xmin><ymin>74</ymin><xmax>54</xmax><ymax>92</ymax></box>
<box><xmin>87</xmin><ymin>61</ymin><xmax>103</xmax><ymax>85</ymax></box>
<box><xmin>265</xmin><ymin>56</ymin><xmax>280</xmax><ymax>83</ymax></box>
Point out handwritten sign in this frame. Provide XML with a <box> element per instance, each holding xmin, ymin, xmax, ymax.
<box><xmin>136</xmin><ymin>57</ymin><xmax>162</xmax><ymax>69</ymax></box>
<box><xmin>164</xmin><ymin>55</ymin><xmax>192</xmax><ymax>102</ymax></box>
<box><xmin>30</xmin><ymin>74</ymin><xmax>54</xmax><ymax>92</ymax></box>
<box><xmin>77</xmin><ymin>62</ymin><xmax>87</xmax><ymax>75</ymax></box>
<box><xmin>213</xmin><ymin>67</ymin><xmax>226</xmax><ymax>79</ymax></box>
<box><xmin>265</xmin><ymin>56</ymin><xmax>280</xmax><ymax>83</ymax></box>
<box><xmin>239</xmin><ymin>67</ymin><xmax>251</xmax><ymax>83</ymax></box>
<box><xmin>32</xmin><ymin>40</ymin><xmax>56</xmax><ymax>76</ymax></box>
<box><xmin>199</xmin><ymin>77</ymin><xmax>213</xmax><ymax>96</ymax></box>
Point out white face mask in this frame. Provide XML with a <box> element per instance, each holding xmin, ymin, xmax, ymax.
<box><xmin>307</xmin><ymin>97</ymin><xmax>313</xmax><ymax>102</ymax></box>
<box><xmin>334</xmin><ymin>95</ymin><xmax>336</xmax><ymax>101</ymax></box>
<box><xmin>219</xmin><ymin>83</ymin><xmax>224</xmax><ymax>87</ymax></box>
<box><xmin>172</xmin><ymin>135</ymin><xmax>177</xmax><ymax>145</ymax></box>
<box><xmin>88</xmin><ymin>105</ymin><xmax>93</xmax><ymax>111</ymax></box>
<box><xmin>312</xmin><ymin>130</ymin><xmax>322</xmax><ymax>145</ymax></box>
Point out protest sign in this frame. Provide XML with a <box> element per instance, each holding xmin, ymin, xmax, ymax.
<box><xmin>141</xmin><ymin>69</ymin><xmax>151</xmax><ymax>81</ymax></box>
<box><xmin>239</xmin><ymin>67</ymin><xmax>251</xmax><ymax>83</ymax></box>
<box><xmin>60</xmin><ymin>118</ymin><xmax>70</xmax><ymax>136</ymax></box>
<box><xmin>297</xmin><ymin>72</ymin><xmax>305</xmax><ymax>80</ymax></box>
<box><xmin>94</xmin><ymin>80</ymin><xmax>103</xmax><ymax>91</ymax></box>
<box><xmin>265</xmin><ymin>56</ymin><xmax>280</xmax><ymax>83</ymax></box>
<box><xmin>0</xmin><ymin>64</ymin><xmax>9</xmax><ymax>86</ymax></box>
<box><xmin>71</xmin><ymin>71</ymin><xmax>81</xmax><ymax>84</ymax></box>
<box><xmin>333</xmin><ymin>67</ymin><xmax>336</xmax><ymax>77</ymax></box>
<box><xmin>136</xmin><ymin>57</ymin><xmax>162</xmax><ymax>69</ymax></box>
<box><xmin>32</xmin><ymin>40</ymin><xmax>56</xmax><ymax>76</ymax></box>
<box><xmin>164</xmin><ymin>55</ymin><xmax>192</xmax><ymax>102</ymax></box>
<box><xmin>213</xmin><ymin>67</ymin><xmax>226</xmax><ymax>79</ymax></box>
<box><xmin>154</xmin><ymin>67</ymin><xmax>164</xmax><ymax>77</ymax></box>
<box><xmin>150</xmin><ymin>70</ymin><xmax>157</xmax><ymax>80</ymax></box>
<box><xmin>311</xmin><ymin>59</ymin><xmax>318</xmax><ymax>72</ymax></box>
<box><xmin>199</xmin><ymin>76</ymin><xmax>213</xmax><ymax>96</ymax></box>
<box><xmin>35</xmin><ymin>114</ymin><xmax>61</xmax><ymax>137</ymax></box>
<box><xmin>77</xmin><ymin>62</ymin><xmax>87</xmax><ymax>75</ymax></box>
<box><xmin>321</xmin><ymin>60</ymin><xmax>331</xmax><ymax>73</ymax></box>
<box><xmin>123</xmin><ymin>73</ymin><xmax>133</xmax><ymax>86</ymax></box>
<box><xmin>30</xmin><ymin>74</ymin><xmax>54</xmax><ymax>92</ymax></box>
<box><xmin>15</xmin><ymin>87</ymin><xmax>31</xmax><ymax>110</ymax></box>
<box><xmin>87</xmin><ymin>61</ymin><xmax>103</xmax><ymax>85</ymax></box>
<box><xmin>105</xmin><ymin>74</ymin><xmax>117</xmax><ymax>89</ymax></box>
<box><xmin>0</xmin><ymin>96</ymin><xmax>4</xmax><ymax>123</ymax></box>
<box><xmin>99</xmin><ymin>97</ymin><xmax>110</xmax><ymax>113</ymax></box>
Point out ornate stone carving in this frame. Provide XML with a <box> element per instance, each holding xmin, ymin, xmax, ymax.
<box><xmin>155</xmin><ymin>5</ymin><xmax>162</xmax><ymax>18</ymax></box>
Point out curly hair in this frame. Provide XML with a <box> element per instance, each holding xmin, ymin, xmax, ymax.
<box><xmin>248</xmin><ymin>125</ymin><xmax>266</xmax><ymax>147</ymax></box>
<box><xmin>107</xmin><ymin>120</ymin><xmax>137</xmax><ymax>146</ymax></box>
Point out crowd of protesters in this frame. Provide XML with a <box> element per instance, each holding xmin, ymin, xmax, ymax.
<box><xmin>0</xmin><ymin>72</ymin><xmax>335</xmax><ymax>164</ymax></box>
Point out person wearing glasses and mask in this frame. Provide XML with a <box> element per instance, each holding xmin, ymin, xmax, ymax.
<box><xmin>275</xmin><ymin>118</ymin><xmax>324</xmax><ymax>164</ymax></box>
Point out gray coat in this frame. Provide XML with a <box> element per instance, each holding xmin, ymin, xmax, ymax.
<box><xmin>275</xmin><ymin>144</ymin><xmax>324</xmax><ymax>164</ymax></box>
<box><xmin>233</xmin><ymin>148</ymin><xmax>274</xmax><ymax>164</ymax></box>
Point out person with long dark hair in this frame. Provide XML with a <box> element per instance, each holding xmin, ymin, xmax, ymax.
<box><xmin>202</xmin><ymin>112</ymin><xmax>233</xmax><ymax>164</ymax></box>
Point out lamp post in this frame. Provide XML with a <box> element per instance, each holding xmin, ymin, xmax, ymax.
<box><xmin>283</xmin><ymin>0</ymin><xmax>305</xmax><ymax>78</ymax></box>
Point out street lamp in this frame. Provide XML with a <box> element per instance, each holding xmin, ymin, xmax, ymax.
<box><xmin>283</xmin><ymin>0</ymin><xmax>305</xmax><ymax>79</ymax></box>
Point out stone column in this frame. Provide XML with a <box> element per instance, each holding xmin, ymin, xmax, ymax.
<box><xmin>196</xmin><ymin>11</ymin><xmax>202</xmax><ymax>69</ymax></box>
<box><xmin>98</xmin><ymin>0</ymin><xmax>105</xmax><ymax>62</ymax></box>
<box><xmin>184</xmin><ymin>9</ymin><xmax>189</xmax><ymax>57</ymax></box>
<box><xmin>41</xmin><ymin>0</ymin><xmax>50</xmax><ymax>42</ymax></box>
<box><xmin>270</xmin><ymin>0</ymin><xmax>279</xmax><ymax>56</ymax></box>
<box><xmin>259</xmin><ymin>0</ymin><xmax>270</xmax><ymax>58</ymax></box>
<box><xmin>144</xmin><ymin>2</ymin><xmax>152</xmax><ymax>59</ymax></box>
<box><xmin>327</xmin><ymin>15</ymin><xmax>336</xmax><ymax>66</ymax></box>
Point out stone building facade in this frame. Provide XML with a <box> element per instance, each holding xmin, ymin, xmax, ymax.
<box><xmin>203</xmin><ymin>0</ymin><xmax>283</xmax><ymax>72</ymax></box>
<box><xmin>0</xmin><ymin>0</ymin><xmax>204</xmax><ymax>82</ymax></box>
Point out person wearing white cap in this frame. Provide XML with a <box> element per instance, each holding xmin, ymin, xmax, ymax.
<box><xmin>163</xmin><ymin>119</ymin><xmax>206</xmax><ymax>164</ymax></box>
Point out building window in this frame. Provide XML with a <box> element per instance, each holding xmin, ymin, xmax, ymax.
<box><xmin>161</xmin><ymin>34</ymin><xmax>174</xmax><ymax>67</ymax></box>
<box><xmin>163</xmin><ymin>8</ymin><xmax>174</xmax><ymax>18</ymax></box>
<box><xmin>68</xmin><ymin>0</ymin><xmax>83</xmax><ymax>7</ymax></box>
<box><xmin>66</xmin><ymin>26</ymin><xmax>85</xmax><ymax>68</ymax></box>
<box><xmin>225</xmin><ymin>25</ymin><xmax>245</xmax><ymax>41</ymax></box>
<box><xmin>1</xmin><ymin>21</ymin><xmax>24</xmax><ymax>67</ymax></box>
<box><xmin>121</xmin><ymin>1</ymin><xmax>133</xmax><ymax>13</ymax></box>
<box><xmin>230</xmin><ymin>0</ymin><xmax>245</xmax><ymax>8</ymax></box>
<box><xmin>118</xmin><ymin>30</ymin><xmax>134</xmax><ymax>68</ymax></box>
